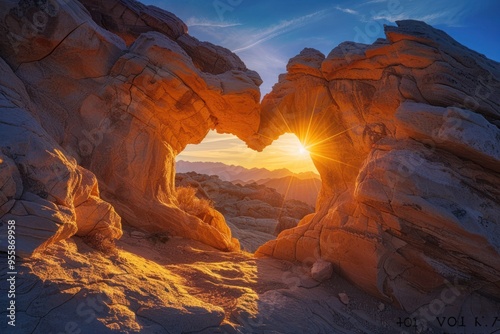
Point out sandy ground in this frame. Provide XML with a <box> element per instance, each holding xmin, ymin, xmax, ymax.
<box><xmin>116</xmin><ymin>226</ymin><xmax>422</xmax><ymax>333</ymax></box>
<box><xmin>1</xmin><ymin>226</ymin><xmax>451</xmax><ymax>333</ymax></box>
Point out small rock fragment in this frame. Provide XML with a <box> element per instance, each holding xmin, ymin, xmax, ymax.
<box><xmin>338</xmin><ymin>292</ymin><xmax>350</xmax><ymax>305</ymax></box>
<box><xmin>311</xmin><ymin>259</ymin><xmax>333</xmax><ymax>282</ymax></box>
<box><xmin>378</xmin><ymin>302</ymin><xmax>385</xmax><ymax>312</ymax></box>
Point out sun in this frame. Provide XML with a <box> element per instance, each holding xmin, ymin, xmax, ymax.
<box><xmin>298</xmin><ymin>143</ymin><xmax>308</xmax><ymax>155</ymax></box>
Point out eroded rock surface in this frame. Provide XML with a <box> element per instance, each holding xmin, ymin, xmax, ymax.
<box><xmin>176</xmin><ymin>172</ymin><xmax>314</xmax><ymax>252</ymax></box>
<box><xmin>0</xmin><ymin>0</ymin><xmax>261</xmax><ymax>252</ymax></box>
<box><xmin>0</xmin><ymin>231</ymin><xmax>460</xmax><ymax>334</ymax></box>
<box><xmin>0</xmin><ymin>57</ymin><xmax>121</xmax><ymax>257</ymax></box>
<box><xmin>254</xmin><ymin>20</ymin><xmax>500</xmax><ymax>312</ymax></box>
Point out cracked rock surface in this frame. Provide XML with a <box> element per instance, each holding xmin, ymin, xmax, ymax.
<box><xmin>254</xmin><ymin>20</ymin><xmax>500</xmax><ymax>312</ymax></box>
<box><xmin>0</xmin><ymin>0</ymin><xmax>261</xmax><ymax>252</ymax></box>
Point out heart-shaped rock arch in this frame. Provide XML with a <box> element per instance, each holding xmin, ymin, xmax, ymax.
<box><xmin>0</xmin><ymin>0</ymin><xmax>499</xmax><ymax>312</ymax></box>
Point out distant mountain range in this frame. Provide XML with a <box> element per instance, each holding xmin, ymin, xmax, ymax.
<box><xmin>257</xmin><ymin>176</ymin><xmax>322</xmax><ymax>207</ymax></box>
<box><xmin>176</xmin><ymin>160</ymin><xmax>321</xmax><ymax>206</ymax></box>
<box><xmin>176</xmin><ymin>160</ymin><xmax>320</xmax><ymax>182</ymax></box>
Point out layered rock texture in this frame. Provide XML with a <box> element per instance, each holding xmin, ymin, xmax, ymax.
<box><xmin>176</xmin><ymin>172</ymin><xmax>314</xmax><ymax>252</ymax></box>
<box><xmin>2</xmin><ymin>229</ymin><xmax>440</xmax><ymax>333</ymax></box>
<box><xmin>0</xmin><ymin>0</ymin><xmax>262</xmax><ymax>254</ymax></box>
<box><xmin>0</xmin><ymin>0</ymin><xmax>499</xmax><ymax>328</ymax></box>
<box><xmin>254</xmin><ymin>21</ymin><xmax>500</xmax><ymax>311</ymax></box>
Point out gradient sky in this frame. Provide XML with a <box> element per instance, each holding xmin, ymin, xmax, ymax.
<box><xmin>143</xmin><ymin>0</ymin><xmax>500</xmax><ymax>174</ymax></box>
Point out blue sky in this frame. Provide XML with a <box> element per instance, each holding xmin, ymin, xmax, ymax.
<box><xmin>142</xmin><ymin>0</ymin><xmax>500</xmax><ymax>173</ymax></box>
<box><xmin>144</xmin><ymin>0</ymin><xmax>500</xmax><ymax>96</ymax></box>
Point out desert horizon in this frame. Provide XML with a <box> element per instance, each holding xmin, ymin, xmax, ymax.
<box><xmin>178</xmin><ymin>131</ymin><xmax>321</xmax><ymax>174</ymax></box>
<box><xmin>1</xmin><ymin>0</ymin><xmax>500</xmax><ymax>333</ymax></box>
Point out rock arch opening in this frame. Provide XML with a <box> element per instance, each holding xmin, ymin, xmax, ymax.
<box><xmin>175</xmin><ymin>130</ymin><xmax>320</xmax><ymax>252</ymax></box>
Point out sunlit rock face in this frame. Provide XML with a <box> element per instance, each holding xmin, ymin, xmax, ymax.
<box><xmin>0</xmin><ymin>57</ymin><xmax>122</xmax><ymax>257</ymax></box>
<box><xmin>1</xmin><ymin>0</ymin><xmax>499</xmax><ymax>316</ymax></box>
<box><xmin>255</xmin><ymin>20</ymin><xmax>500</xmax><ymax>310</ymax></box>
<box><xmin>176</xmin><ymin>172</ymin><xmax>314</xmax><ymax>252</ymax></box>
<box><xmin>0</xmin><ymin>0</ymin><xmax>261</xmax><ymax>253</ymax></box>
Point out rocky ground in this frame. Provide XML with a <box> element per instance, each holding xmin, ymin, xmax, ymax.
<box><xmin>1</xmin><ymin>230</ymin><xmax>434</xmax><ymax>334</ymax></box>
<box><xmin>176</xmin><ymin>160</ymin><xmax>322</xmax><ymax>206</ymax></box>
<box><xmin>176</xmin><ymin>172</ymin><xmax>314</xmax><ymax>252</ymax></box>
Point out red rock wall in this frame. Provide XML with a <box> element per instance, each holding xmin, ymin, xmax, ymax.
<box><xmin>254</xmin><ymin>21</ymin><xmax>500</xmax><ymax>311</ymax></box>
<box><xmin>0</xmin><ymin>0</ymin><xmax>262</xmax><ymax>254</ymax></box>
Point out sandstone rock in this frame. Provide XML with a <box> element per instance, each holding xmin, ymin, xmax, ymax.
<box><xmin>256</xmin><ymin>20</ymin><xmax>500</xmax><ymax>312</ymax></box>
<box><xmin>0</xmin><ymin>57</ymin><xmax>120</xmax><ymax>257</ymax></box>
<box><xmin>0</xmin><ymin>0</ymin><xmax>124</xmax><ymax>69</ymax></box>
<box><xmin>275</xmin><ymin>216</ymin><xmax>299</xmax><ymax>235</ymax></box>
<box><xmin>73</xmin><ymin>166</ymin><xmax>122</xmax><ymax>240</ymax></box>
<box><xmin>311</xmin><ymin>259</ymin><xmax>333</xmax><ymax>282</ymax></box>
<box><xmin>81</xmin><ymin>0</ymin><xmax>188</xmax><ymax>44</ymax></box>
<box><xmin>395</xmin><ymin>101</ymin><xmax>500</xmax><ymax>171</ymax></box>
<box><xmin>0</xmin><ymin>0</ymin><xmax>264</xmax><ymax>253</ymax></box>
<box><xmin>81</xmin><ymin>0</ymin><xmax>259</xmax><ymax>84</ymax></box>
<box><xmin>176</xmin><ymin>172</ymin><xmax>313</xmax><ymax>252</ymax></box>
<box><xmin>338</xmin><ymin>293</ymin><xmax>350</xmax><ymax>305</ymax></box>
<box><xmin>287</xmin><ymin>48</ymin><xmax>325</xmax><ymax>77</ymax></box>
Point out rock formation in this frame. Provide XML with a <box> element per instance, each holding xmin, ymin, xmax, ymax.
<box><xmin>176</xmin><ymin>172</ymin><xmax>314</xmax><ymax>252</ymax></box>
<box><xmin>254</xmin><ymin>21</ymin><xmax>500</xmax><ymax>312</ymax></box>
<box><xmin>0</xmin><ymin>55</ymin><xmax>122</xmax><ymax>257</ymax></box>
<box><xmin>0</xmin><ymin>0</ymin><xmax>262</xmax><ymax>254</ymax></box>
<box><xmin>0</xmin><ymin>0</ymin><xmax>499</xmax><ymax>326</ymax></box>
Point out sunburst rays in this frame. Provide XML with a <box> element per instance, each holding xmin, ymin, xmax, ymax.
<box><xmin>273</xmin><ymin>91</ymin><xmax>356</xmax><ymax>171</ymax></box>
<box><xmin>271</xmin><ymin>90</ymin><xmax>359</xmax><ymax>215</ymax></box>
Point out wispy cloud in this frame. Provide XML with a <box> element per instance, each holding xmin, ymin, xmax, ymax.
<box><xmin>236</xmin><ymin>44</ymin><xmax>287</xmax><ymax>96</ymax></box>
<box><xmin>360</xmin><ymin>0</ymin><xmax>387</xmax><ymax>5</ymax></box>
<box><xmin>335</xmin><ymin>6</ymin><xmax>359</xmax><ymax>15</ymax></box>
<box><xmin>366</xmin><ymin>0</ymin><xmax>469</xmax><ymax>27</ymax></box>
<box><xmin>371</xmin><ymin>9</ymin><xmax>465</xmax><ymax>27</ymax></box>
<box><xmin>231</xmin><ymin>10</ymin><xmax>328</xmax><ymax>53</ymax></box>
<box><xmin>185</xmin><ymin>17</ymin><xmax>242</xmax><ymax>28</ymax></box>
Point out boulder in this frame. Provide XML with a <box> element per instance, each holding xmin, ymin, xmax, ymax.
<box><xmin>311</xmin><ymin>259</ymin><xmax>333</xmax><ymax>282</ymax></box>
